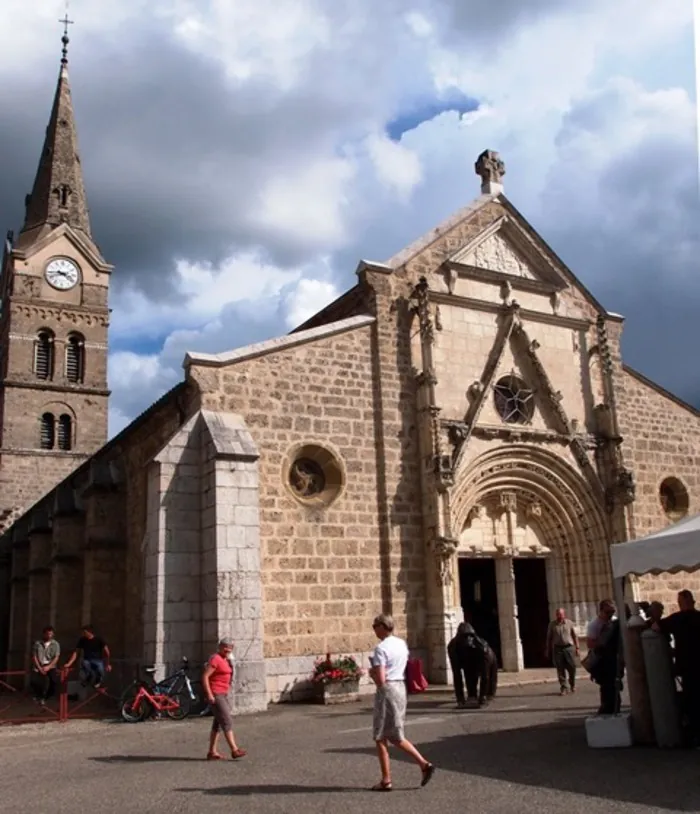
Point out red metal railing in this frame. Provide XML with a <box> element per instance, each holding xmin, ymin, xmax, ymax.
<box><xmin>0</xmin><ymin>670</ymin><xmax>62</xmax><ymax>725</ymax></box>
<box><xmin>0</xmin><ymin>668</ymin><xmax>116</xmax><ymax>726</ymax></box>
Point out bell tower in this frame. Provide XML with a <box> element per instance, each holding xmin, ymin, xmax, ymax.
<box><xmin>0</xmin><ymin>21</ymin><xmax>111</xmax><ymax>529</ymax></box>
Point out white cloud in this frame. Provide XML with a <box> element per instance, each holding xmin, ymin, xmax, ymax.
<box><xmin>283</xmin><ymin>277</ymin><xmax>340</xmax><ymax>329</ymax></box>
<box><xmin>365</xmin><ymin>133</ymin><xmax>423</xmax><ymax>201</ymax></box>
<box><xmin>251</xmin><ymin>157</ymin><xmax>357</xmax><ymax>250</ymax></box>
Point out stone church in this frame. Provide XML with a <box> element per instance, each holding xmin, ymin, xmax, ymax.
<box><xmin>1</xmin><ymin>40</ymin><xmax>699</xmax><ymax>712</ymax></box>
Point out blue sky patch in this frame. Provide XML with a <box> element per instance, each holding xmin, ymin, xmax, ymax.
<box><xmin>386</xmin><ymin>93</ymin><xmax>480</xmax><ymax>141</ymax></box>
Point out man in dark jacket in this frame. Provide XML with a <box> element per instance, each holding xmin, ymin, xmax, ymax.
<box><xmin>656</xmin><ymin>590</ymin><xmax>700</xmax><ymax>745</ymax></box>
<box><xmin>480</xmin><ymin>640</ymin><xmax>498</xmax><ymax>704</ymax></box>
<box><xmin>448</xmin><ymin>623</ymin><xmax>486</xmax><ymax>708</ymax></box>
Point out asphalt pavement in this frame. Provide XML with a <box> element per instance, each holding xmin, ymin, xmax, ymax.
<box><xmin>1</xmin><ymin>681</ymin><xmax>698</xmax><ymax>814</ymax></box>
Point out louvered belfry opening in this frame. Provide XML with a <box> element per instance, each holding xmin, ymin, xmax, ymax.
<box><xmin>57</xmin><ymin>413</ymin><xmax>72</xmax><ymax>451</ymax></box>
<box><xmin>65</xmin><ymin>333</ymin><xmax>84</xmax><ymax>383</ymax></box>
<box><xmin>35</xmin><ymin>330</ymin><xmax>54</xmax><ymax>380</ymax></box>
<box><xmin>40</xmin><ymin>413</ymin><xmax>55</xmax><ymax>449</ymax></box>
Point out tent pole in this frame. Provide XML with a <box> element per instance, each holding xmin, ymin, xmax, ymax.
<box><xmin>614</xmin><ymin>576</ymin><xmax>655</xmax><ymax>744</ymax></box>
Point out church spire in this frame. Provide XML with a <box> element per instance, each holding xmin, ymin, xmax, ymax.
<box><xmin>19</xmin><ymin>15</ymin><xmax>92</xmax><ymax>246</ymax></box>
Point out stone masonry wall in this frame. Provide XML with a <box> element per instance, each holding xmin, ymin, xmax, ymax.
<box><xmin>618</xmin><ymin>367</ymin><xmax>700</xmax><ymax>611</ymax></box>
<box><xmin>192</xmin><ymin>316</ymin><xmax>427</xmax><ymax>698</ymax></box>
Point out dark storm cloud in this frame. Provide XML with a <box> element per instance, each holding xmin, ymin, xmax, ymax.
<box><xmin>0</xmin><ymin>19</ymin><xmax>426</xmax><ymax>303</ymax></box>
<box><xmin>541</xmin><ymin>131</ymin><xmax>700</xmax><ymax>406</ymax></box>
<box><xmin>435</xmin><ymin>0</ymin><xmax>588</xmax><ymax>44</ymax></box>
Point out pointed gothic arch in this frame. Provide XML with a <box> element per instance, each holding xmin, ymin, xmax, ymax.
<box><xmin>450</xmin><ymin>444</ymin><xmax>611</xmax><ymax>615</ymax></box>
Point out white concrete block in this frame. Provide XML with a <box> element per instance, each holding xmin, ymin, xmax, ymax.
<box><xmin>585</xmin><ymin>714</ymin><xmax>633</xmax><ymax>748</ymax></box>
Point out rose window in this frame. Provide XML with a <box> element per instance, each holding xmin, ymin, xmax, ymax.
<box><xmin>493</xmin><ymin>374</ymin><xmax>535</xmax><ymax>424</ymax></box>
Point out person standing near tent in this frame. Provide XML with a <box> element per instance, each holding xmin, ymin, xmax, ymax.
<box><xmin>586</xmin><ymin>599</ymin><xmax>624</xmax><ymax>715</ymax></box>
<box><xmin>654</xmin><ymin>590</ymin><xmax>700</xmax><ymax>746</ymax></box>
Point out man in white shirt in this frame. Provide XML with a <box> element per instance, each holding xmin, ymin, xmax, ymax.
<box><xmin>368</xmin><ymin>613</ymin><xmax>435</xmax><ymax>792</ymax></box>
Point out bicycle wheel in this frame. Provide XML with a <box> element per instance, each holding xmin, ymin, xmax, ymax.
<box><xmin>120</xmin><ymin>687</ymin><xmax>151</xmax><ymax>723</ymax></box>
<box><xmin>164</xmin><ymin>690</ymin><xmax>191</xmax><ymax>720</ymax></box>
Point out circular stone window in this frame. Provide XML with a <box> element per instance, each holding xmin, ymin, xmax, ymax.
<box><xmin>659</xmin><ymin>477</ymin><xmax>690</xmax><ymax>520</ymax></box>
<box><xmin>493</xmin><ymin>374</ymin><xmax>535</xmax><ymax>424</ymax></box>
<box><xmin>286</xmin><ymin>444</ymin><xmax>344</xmax><ymax>508</ymax></box>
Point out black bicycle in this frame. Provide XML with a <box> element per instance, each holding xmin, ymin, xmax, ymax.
<box><xmin>119</xmin><ymin>657</ymin><xmax>198</xmax><ymax>723</ymax></box>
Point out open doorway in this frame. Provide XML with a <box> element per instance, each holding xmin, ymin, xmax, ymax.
<box><xmin>458</xmin><ymin>558</ymin><xmax>501</xmax><ymax>666</ymax></box>
<box><xmin>513</xmin><ymin>558</ymin><xmax>550</xmax><ymax>668</ymax></box>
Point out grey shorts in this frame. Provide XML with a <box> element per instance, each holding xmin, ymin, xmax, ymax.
<box><xmin>373</xmin><ymin>681</ymin><xmax>407</xmax><ymax>742</ymax></box>
<box><xmin>211</xmin><ymin>693</ymin><xmax>233</xmax><ymax>734</ymax></box>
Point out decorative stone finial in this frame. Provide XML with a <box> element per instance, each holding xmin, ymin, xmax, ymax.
<box><xmin>59</xmin><ymin>9</ymin><xmax>74</xmax><ymax>66</ymax></box>
<box><xmin>475</xmin><ymin>149</ymin><xmax>505</xmax><ymax>195</ymax></box>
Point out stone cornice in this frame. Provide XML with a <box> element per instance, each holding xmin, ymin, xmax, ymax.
<box><xmin>9</xmin><ymin>299</ymin><xmax>110</xmax><ymax>325</ymax></box>
<box><xmin>429</xmin><ymin>290</ymin><xmax>592</xmax><ymax>331</ymax></box>
<box><xmin>0</xmin><ymin>380</ymin><xmax>110</xmax><ymax>398</ymax></box>
<box><xmin>444</xmin><ymin>260</ymin><xmax>562</xmax><ymax>295</ymax></box>
<box><xmin>0</xmin><ymin>444</ymin><xmax>90</xmax><ymax>459</ymax></box>
<box><xmin>184</xmin><ymin>314</ymin><xmax>375</xmax><ymax>369</ymax></box>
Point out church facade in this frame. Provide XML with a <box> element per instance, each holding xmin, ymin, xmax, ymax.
<box><xmin>1</xmin><ymin>45</ymin><xmax>700</xmax><ymax>712</ymax></box>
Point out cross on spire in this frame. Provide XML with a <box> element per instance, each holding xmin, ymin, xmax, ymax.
<box><xmin>59</xmin><ymin>9</ymin><xmax>74</xmax><ymax>65</ymax></box>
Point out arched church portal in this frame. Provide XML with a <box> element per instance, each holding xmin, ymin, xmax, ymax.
<box><xmin>449</xmin><ymin>446</ymin><xmax>609</xmax><ymax>671</ymax></box>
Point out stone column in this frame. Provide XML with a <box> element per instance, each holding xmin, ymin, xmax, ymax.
<box><xmin>0</xmin><ymin>550</ymin><xmax>11</xmax><ymax>670</ymax></box>
<box><xmin>423</xmin><ymin>539</ymin><xmax>460</xmax><ymax>684</ymax></box>
<box><xmin>545</xmin><ymin>556</ymin><xmax>566</xmax><ymax>620</ymax></box>
<box><xmin>27</xmin><ymin>505</ymin><xmax>53</xmax><ymax>647</ymax></box>
<box><xmin>50</xmin><ymin>483</ymin><xmax>85</xmax><ymax>646</ymax></box>
<box><xmin>82</xmin><ymin>461</ymin><xmax>127</xmax><ymax>657</ymax></box>
<box><xmin>144</xmin><ymin>413</ymin><xmax>203</xmax><ymax>678</ymax></box>
<box><xmin>7</xmin><ymin>522</ymin><xmax>30</xmax><ymax>678</ymax></box>
<box><xmin>496</xmin><ymin>557</ymin><xmax>523</xmax><ymax>671</ymax></box>
<box><xmin>199</xmin><ymin>410</ymin><xmax>266</xmax><ymax>713</ymax></box>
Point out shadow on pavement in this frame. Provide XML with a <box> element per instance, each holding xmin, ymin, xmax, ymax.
<box><xmin>175</xmin><ymin>784</ymin><xmax>395</xmax><ymax>796</ymax></box>
<box><xmin>325</xmin><ymin>715</ymin><xmax>700</xmax><ymax>811</ymax></box>
<box><xmin>91</xmin><ymin>754</ymin><xmax>205</xmax><ymax>764</ymax></box>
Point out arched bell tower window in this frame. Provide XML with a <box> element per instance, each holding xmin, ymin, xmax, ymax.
<box><xmin>34</xmin><ymin>330</ymin><xmax>55</xmax><ymax>380</ymax></box>
<box><xmin>40</xmin><ymin>413</ymin><xmax>55</xmax><ymax>450</ymax></box>
<box><xmin>57</xmin><ymin>414</ymin><xmax>73</xmax><ymax>451</ymax></box>
<box><xmin>65</xmin><ymin>333</ymin><xmax>85</xmax><ymax>383</ymax></box>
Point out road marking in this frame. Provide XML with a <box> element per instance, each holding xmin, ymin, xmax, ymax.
<box><xmin>338</xmin><ymin>715</ymin><xmax>445</xmax><ymax>734</ymax></box>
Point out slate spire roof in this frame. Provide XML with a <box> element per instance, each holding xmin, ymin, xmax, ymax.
<box><xmin>18</xmin><ymin>23</ymin><xmax>92</xmax><ymax>247</ymax></box>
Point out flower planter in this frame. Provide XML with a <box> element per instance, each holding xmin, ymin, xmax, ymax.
<box><xmin>314</xmin><ymin>678</ymin><xmax>360</xmax><ymax>705</ymax></box>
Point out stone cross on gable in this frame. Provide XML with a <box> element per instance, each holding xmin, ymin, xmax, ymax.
<box><xmin>475</xmin><ymin>149</ymin><xmax>505</xmax><ymax>195</ymax></box>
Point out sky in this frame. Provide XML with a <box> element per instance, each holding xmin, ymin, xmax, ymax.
<box><xmin>0</xmin><ymin>1</ymin><xmax>697</xmax><ymax>437</ymax></box>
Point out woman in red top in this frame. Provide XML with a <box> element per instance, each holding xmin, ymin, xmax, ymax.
<box><xmin>201</xmin><ymin>638</ymin><xmax>246</xmax><ymax>760</ymax></box>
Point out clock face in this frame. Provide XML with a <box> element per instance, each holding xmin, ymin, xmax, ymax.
<box><xmin>45</xmin><ymin>258</ymin><xmax>80</xmax><ymax>290</ymax></box>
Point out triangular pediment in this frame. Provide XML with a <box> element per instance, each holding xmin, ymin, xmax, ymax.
<box><xmin>12</xmin><ymin>222</ymin><xmax>112</xmax><ymax>273</ymax></box>
<box><xmin>449</xmin><ymin>216</ymin><xmax>565</xmax><ymax>288</ymax></box>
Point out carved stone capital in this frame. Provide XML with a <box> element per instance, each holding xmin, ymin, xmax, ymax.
<box><xmin>500</xmin><ymin>491</ymin><xmax>517</xmax><ymax>513</ymax></box>
<box><xmin>431</xmin><ymin>536</ymin><xmax>459</xmax><ymax>586</ymax></box>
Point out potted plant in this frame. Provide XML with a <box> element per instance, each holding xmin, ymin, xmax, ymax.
<box><xmin>310</xmin><ymin>653</ymin><xmax>363</xmax><ymax>705</ymax></box>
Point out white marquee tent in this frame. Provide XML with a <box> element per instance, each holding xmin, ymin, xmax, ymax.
<box><xmin>610</xmin><ymin>513</ymin><xmax>700</xmax><ymax>579</ymax></box>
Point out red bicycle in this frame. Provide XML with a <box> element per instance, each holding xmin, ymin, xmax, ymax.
<box><xmin>119</xmin><ymin>667</ymin><xmax>190</xmax><ymax>723</ymax></box>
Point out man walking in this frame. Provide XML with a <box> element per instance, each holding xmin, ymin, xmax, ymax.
<box><xmin>30</xmin><ymin>626</ymin><xmax>60</xmax><ymax>708</ymax></box>
<box><xmin>545</xmin><ymin>608</ymin><xmax>579</xmax><ymax>695</ymax></box>
<box><xmin>655</xmin><ymin>590</ymin><xmax>700</xmax><ymax>746</ymax></box>
<box><xmin>369</xmin><ymin>614</ymin><xmax>435</xmax><ymax>792</ymax></box>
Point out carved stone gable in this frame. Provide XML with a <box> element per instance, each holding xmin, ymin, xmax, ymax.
<box><xmin>452</xmin><ymin>231</ymin><xmax>536</xmax><ymax>280</ymax></box>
